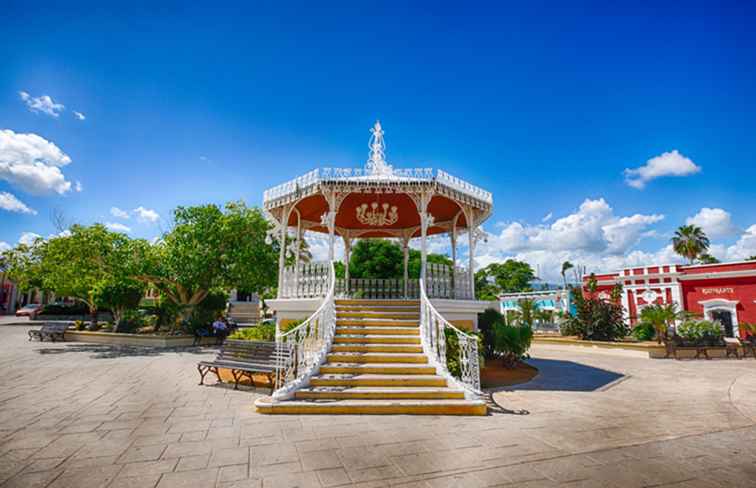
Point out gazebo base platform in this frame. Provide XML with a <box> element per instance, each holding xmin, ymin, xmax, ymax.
<box><xmin>256</xmin><ymin>299</ymin><xmax>486</xmax><ymax>416</ymax></box>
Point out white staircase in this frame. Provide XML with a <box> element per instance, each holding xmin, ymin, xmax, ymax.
<box><xmin>255</xmin><ymin>299</ymin><xmax>486</xmax><ymax>415</ymax></box>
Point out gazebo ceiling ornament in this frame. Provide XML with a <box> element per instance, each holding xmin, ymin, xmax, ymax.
<box><xmin>356</xmin><ymin>202</ymin><xmax>399</xmax><ymax>226</ymax></box>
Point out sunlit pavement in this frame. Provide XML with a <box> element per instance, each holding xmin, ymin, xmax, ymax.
<box><xmin>0</xmin><ymin>326</ymin><xmax>754</xmax><ymax>487</ymax></box>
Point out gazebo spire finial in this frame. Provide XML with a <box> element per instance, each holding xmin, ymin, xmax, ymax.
<box><xmin>366</xmin><ymin>120</ymin><xmax>393</xmax><ymax>177</ymax></box>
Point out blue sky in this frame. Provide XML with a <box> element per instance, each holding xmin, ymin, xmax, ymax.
<box><xmin>2</xmin><ymin>2</ymin><xmax>755</xmax><ymax>280</ymax></box>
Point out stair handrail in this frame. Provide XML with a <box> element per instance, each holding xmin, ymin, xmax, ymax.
<box><xmin>272</xmin><ymin>260</ymin><xmax>336</xmax><ymax>400</ymax></box>
<box><xmin>419</xmin><ymin>277</ymin><xmax>481</xmax><ymax>394</ymax></box>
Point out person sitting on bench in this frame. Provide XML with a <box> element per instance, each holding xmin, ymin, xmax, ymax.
<box><xmin>212</xmin><ymin>316</ymin><xmax>229</xmax><ymax>344</ymax></box>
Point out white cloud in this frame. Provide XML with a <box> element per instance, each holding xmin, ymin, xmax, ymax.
<box><xmin>474</xmin><ymin>198</ymin><xmax>665</xmax><ymax>282</ymax></box>
<box><xmin>73</xmin><ymin>111</ymin><xmax>86</xmax><ymax>121</ymax></box>
<box><xmin>686</xmin><ymin>207</ymin><xmax>738</xmax><ymax>239</ymax></box>
<box><xmin>624</xmin><ymin>150</ymin><xmax>701</xmax><ymax>189</ymax></box>
<box><xmin>19</xmin><ymin>91</ymin><xmax>65</xmax><ymax>117</ymax></box>
<box><xmin>541</xmin><ymin>212</ymin><xmax>553</xmax><ymax>223</ymax></box>
<box><xmin>105</xmin><ymin>222</ymin><xmax>131</xmax><ymax>233</ymax></box>
<box><xmin>75</xmin><ymin>181</ymin><xmax>83</xmax><ymax>192</ymax></box>
<box><xmin>133</xmin><ymin>206</ymin><xmax>159</xmax><ymax>223</ymax></box>
<box><xmin>0</xmin><ymin>129</ymin><xmax>73</xmax><ymax>195</ymax></box>
<box><xmin>18</xmin><ymin>232</ymin><xmax>42</xmax><ymax>246</ymax></box>
<box><xmin>724</xmin><ymin>225</ymin><xmax>756</xmax><ymax>261</ymax></box>
<box><xmin>0</xmin><ymin>191</ymin><xmax>36</xmax><ymax>215</ymax></box>
<box><xmin>0</xmin><ymin>241</ymin><xmax>10</xmax><ymax>252</ymax></box>
<box><xmin>110</xmin><ymin>207</ymin><xmax>130</xmax><ymax>219</ymax></box>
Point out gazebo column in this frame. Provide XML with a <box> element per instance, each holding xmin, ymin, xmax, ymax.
<box><xmin>276</xmin><ymin>204</ymin><xmax>294</xmax><ymax>299</ymax></box>
<box><xmin>416</xmin><ymin>191</ymin><xmax>434</xmax><ymax>283</ymax></box>
<box><xmin>402</xmin><ymin>235</ymin><xmax>410</xmax><ymax>298</ymax></box>
<box><xmin>322</xmin><ymin>190</ymin><xmax>338</xmax><ymax>262</ymax></box>
<box><xmin>450</xmin><ymin>216</ymin><xmax>458</xmax><ymax>298</ymax></box>
<box><xmin>293</xmin><ymin>210</ymin><xmax>303</xmax><ymax>289</ymax></box>
<box><xmin>463</xmin><ymin>206</ymin><xmax>479</xmax><ymax>299</ymax></box>
<box><xmin>343</xmin><ymin>233</ymin><xmax>352</xmax><ymax>295</ymax></box>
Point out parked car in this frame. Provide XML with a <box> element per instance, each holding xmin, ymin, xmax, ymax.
<box><xmin>15</xmin><ymin>304</ymin><xmax>42</xmax><ymax>319</ymax></box>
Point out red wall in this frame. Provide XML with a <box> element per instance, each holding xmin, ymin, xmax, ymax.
<box><xmin>683</xmin><ymin>276</ymin><xmax>756</xmax><ymax>338</ymax></box>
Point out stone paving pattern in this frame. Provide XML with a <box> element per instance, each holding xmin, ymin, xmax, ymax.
<box><xmin>0</xmin><ymin>326</ymin><xmax>755</xmax><ymax>487</ymax></box>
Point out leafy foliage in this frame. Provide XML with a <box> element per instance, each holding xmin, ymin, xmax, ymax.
<box><xmin>638</xmin><ymin>303</ymin><xmax>678</xmax><ymax>344</ymax></box>
<box><xmin>477</xmin><ymin>308</ymin><xmax>504</xmax><ymax>359</ymax></box>
<box><xmin>672</xmin><ymin>225</ymin><xmax>710</xmax><ymax>264</ymax></box>
<box><xmin>631</xmin><ymin>322</ymin><xmax>656</xmax><ymax>341</ymax></box>
<box><xmin>346</xmin><ymin>239</ymin><xmax>452</xmax><ymax>280</ymax></box>
<box><xmin>474</xmin><ymin>260</ymin><xmax>535</xmax><ymax>300</ymax></box>
<box><xmin>493</xmin><ymin>322</ymin><xmax>534</xmax><ymax>368</ymax></box>
<box><xmin>229</xmin><ymin>322</ymin><xmax>276</xmax><ymax>341</ymax></box>
<box><xmin>137</xmin><ymin>202</ymin><xmax>277</xmax><ymax>323</ymax></box>
<box><xmin>676</xmin><ymin>319</ymin><xmax>722</xmax><ymax>345</ymax></box>
<box><xmin>561</xmin><ymin>275</ymin><xmax>628</xmax><ymax>341</ymax></box>
<box><xmin>444</xmin><ymin>327</ymin><xmax>483</xmax><ymax>377</ymax></box>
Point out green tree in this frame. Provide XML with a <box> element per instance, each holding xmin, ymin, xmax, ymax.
<box><xmin>1</xmin><ymin>240</ymin><xmax>46</xmax><ymax>296</ymax></box>
<box><xmin>474</xmin><ymin>260</ymin><xmax>535</xmax><ymax>300</ymax></box>
<box><xmin>37</xmin><ymin>225</ymin><xmax>145</xmax><ymax>327</ymax></box>
<box><xmin>672</xmin><ymin>225</ymin><xmax>710</xmax><ymax>264</ymax></box>
<box><xmin>137</xmin><ymin>202</ymin><xmax>277</xmax><ymax>326</ymax></box>
<box><xmin>561</xmin><ymin>274</ymin><xmax>628</xmax><ymax>341</ymax></box>
<box><xmin>346</xmin><ymin>239</ymin><xmax>452</xmax><ymax>280</ymax></box>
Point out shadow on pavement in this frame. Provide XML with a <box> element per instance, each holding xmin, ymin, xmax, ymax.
<box><xmin>504</xmin><ymin>358</ymin><xmax>625</xmax><ymax>392</ymax></box>
<box><xmin>35</xmin><ymin>343</ymin><xmax>216</xmax><ymax>359</ymax></box>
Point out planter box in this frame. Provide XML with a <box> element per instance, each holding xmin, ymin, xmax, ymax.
<box><xmin>64</xmin><ymin>330</ymin><xmax>217</xmax><ymax>347</ymax></box>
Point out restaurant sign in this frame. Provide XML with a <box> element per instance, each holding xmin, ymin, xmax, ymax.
<box><xmin>702</xmin><ymin>287</ymin><xmax>734</xmax><ymax>295</ymax></box>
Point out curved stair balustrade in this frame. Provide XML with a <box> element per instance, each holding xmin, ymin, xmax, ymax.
<box><xmin>272</xmin><ymin>261</ymin><xmax>336</xmax><ymax>400</ymax></box>
<box><xmin>419</xmin><ymin>278</ymin><xmax>481</xmax><ymax>394</ymax></box>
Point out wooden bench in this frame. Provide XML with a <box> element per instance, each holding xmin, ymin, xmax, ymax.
<box><xmin>28</xmin><ymin>323</ymin><xmax>68</xmax><ymax>342</ymax></box>
<box><xmin>197</xmin><ymin>340</ymin><xmax>294</xmax><ymax>392</ymax></box>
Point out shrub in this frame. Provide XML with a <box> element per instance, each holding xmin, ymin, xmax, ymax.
<box><xmin>229</xmin><ymin>323</ymin><xmax>276</xmax><ymax>342</ymax></box>
<box><xmin>477</xmin><ymin>308</ymin><xmax>504</xmax><ymax>360</ymax></box>
<box><xmin>73</xmin><ymin>320</ymin><xmax>86</xmax><ymax>331</ymax></box>
<box><xmin>676</xmin><ymin>320</ymin><xmax>722</xmax><ymax>345</ymax></box>
<box><xmin>562</xmin><ymin>278</ymin><xmax>628</xmax><ymax>341</ymax></box>
<box><xmin>493</xmin><ymin>323</ymin><xmax>533</xmax><ymax>368</ymax></box>
<box><xmin>631</xmin><ymin>322</ymin><xmax>655</xmax><ymax>341</ymax></box>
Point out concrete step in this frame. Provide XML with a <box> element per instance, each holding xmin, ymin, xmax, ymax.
<box><xmin>310</xmin><ymin>374</ymin><xmax>447</xmax><ymax>387</ymax></box>
<box><xmin>255</xmin><ymin>398</ymin><xmax>486</xmax><ymax>415</ymax></box>
<box><xmin>336</xmin><ymin>319</ymin><xmax>418</xmax><ymax>327</ymax></box>
<box><xmin>336</xmin><ymin>305</ymin><xmax>419</xmax><ymax>312</ymax></box>
<box><xmin>331</xmin><ymin>344</ymin><xmax>423</xmax><ymax>353</ymax></box>
<box><xmin>320</xmin><ymin>363</ymin><xmax>436</xmax><ymax>375</ymax></box>
<box><xmin>337</xmin><ymin>311</ymin><xmax>420</xmax><ymax>319</ymax></box>
<box><xmin>326</xmin><ymin>352</ymin><xmax>428</xmax><ymax>364</ymax></box>
<box><xmin>335</xmin><ymin>299</ymin><xmax>420</xmax><ymax>306</ymax></box>
<box><xmin>294</xmin><ymin>386</ymin><xmax>465</xmax><ymax>400</ymax></box>
<box><xmin>333</xmin><ymin>335</ymin><xmax>421</xmax><ymax>344</ymax></box>
<box><xmin>336</xmin><ymin>327</ymin><xmax>419</xmax><ymax>336</ymax></box>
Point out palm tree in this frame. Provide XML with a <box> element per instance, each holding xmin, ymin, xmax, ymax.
<box><xmin>672</xmin><ymin>225</ymin><xmax>710</xmax><ymax>264</ymax></box>
<box><xmin>516</xmin><ymin>298</ymin><xmax>539</xmax><ymax>327</ymax></box>
<box><xmin>560</xmin><ymin>261</ymin><xmax>574</xmax><ymax>289</ymax></box>
<box><xmin>639</xmin><ymin>303</ymin><xmax>678</xmax><ymax>344</ymax></box>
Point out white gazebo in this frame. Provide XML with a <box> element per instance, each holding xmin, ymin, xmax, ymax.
<box><xmin>264</xmin><ymin>122</ymin><xmax>493</xmax><ymax>326</ymax></box>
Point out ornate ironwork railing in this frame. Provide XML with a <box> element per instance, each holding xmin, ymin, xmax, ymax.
<box><xmin>419</xmin><ymin>278</ymin><xmax>481</xmax><ymax>394</ymax></box>
<box><xmin>280</xmin><ymin>262</ymin><xmax>331</xmax><ymax>298</ymax></box>
<box><xmin>272</xmin><ymin>261</ymin><xmax>336</xmax><ymax>400</ymax></box>
<box><xmin>335</xmin><ymin>278</ymin><xmax>419</xmax><ymax>299</ymax></box>
<box><xmin>280</xmin><ymin>262</ymin><xmax>474</xmax><ymax>300</ymax></box>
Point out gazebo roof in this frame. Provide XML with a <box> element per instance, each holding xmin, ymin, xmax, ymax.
<box><xmin>263</xmin><ymin>122</ymin><xmax>493</xmax><ymax>238</ymax></box>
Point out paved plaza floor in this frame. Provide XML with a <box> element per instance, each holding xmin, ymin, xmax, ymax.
<box><xmin>0</xmin><ymin>325</ymin><xmax>754</xmax><ymax>488</ymax></box>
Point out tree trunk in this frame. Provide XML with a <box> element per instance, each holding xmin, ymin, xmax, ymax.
<box><xmin>90</xmin><ymin>307</ymin><xmax>98</xmax><ymax>330</ymax></box>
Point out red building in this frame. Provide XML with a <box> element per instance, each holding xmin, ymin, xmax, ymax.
<box><xmin>589</xmin><ymin>260</ymin><xmax>756</xmax><ymax>339</ymax></box>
